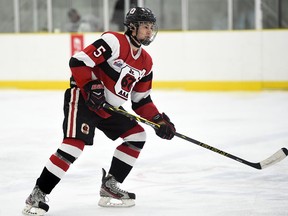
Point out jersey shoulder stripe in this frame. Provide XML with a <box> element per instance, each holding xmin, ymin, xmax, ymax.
<box><xmin>101</xmin><ymin>32</ymin><xmax>124</xmax><ymax>59</ymax></box>
<box><xmin>91</xmin><ymin>38</ymin><xmax>113</xmax><ymax>61</ymax></box>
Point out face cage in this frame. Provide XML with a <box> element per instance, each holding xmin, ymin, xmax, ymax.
<box><xmin>135</xmin><ymin>22</ymin><xmax>158</xmax><ymax>46</ymax></box>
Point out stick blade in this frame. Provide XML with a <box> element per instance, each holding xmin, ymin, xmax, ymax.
<box><xmin>259</xmin><ymin>148</ymin><xmax>288</xmax><ymax>169</ymax></box>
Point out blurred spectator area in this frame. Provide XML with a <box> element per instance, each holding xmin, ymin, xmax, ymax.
<box><xmin>0</xmin><ymin>0</ymin><xmax>287</xmax><ymax>33</ymax></box>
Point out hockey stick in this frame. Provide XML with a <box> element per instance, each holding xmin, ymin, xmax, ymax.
<box><xmin>103</xmin><ymin>103</ymin><xmax>288</xmax><ymax>170</ymax></box>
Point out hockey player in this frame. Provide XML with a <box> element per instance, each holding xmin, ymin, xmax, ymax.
<box><xmin>22</xmin><ymin>6</ymin><xmax>176</xmax><ymax>215</ymax></box>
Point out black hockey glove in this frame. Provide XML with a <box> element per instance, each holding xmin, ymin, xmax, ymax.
<box><xmin>152</xmin><ymin>113</ymin><xmax>176</xmax><ymax>140</ymax></box>
<box><xmin>83</xmin><ymin>80</ymin><xmax>105</xmax><ymax>111</ymax></box>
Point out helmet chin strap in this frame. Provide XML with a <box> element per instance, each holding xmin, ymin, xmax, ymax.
<box><xmin>125</xmin><ymin>25</ymin><xmax>142</xmax><ymax>48</ymax></box>
<box><xmin>129</xmin><ymin>34</ymin><xmax>142</xmax><ymax>48</ymax></box>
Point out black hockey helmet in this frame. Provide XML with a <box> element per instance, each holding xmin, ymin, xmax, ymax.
<box><xmin>124</xmin><ymin>7</ymin><xmax>156</xmax><ymax>26</ymax></box>
<box><xmin>124</xmin><ymin>7</ymin><xmax>158</xmax><ymax>46</ymax></box>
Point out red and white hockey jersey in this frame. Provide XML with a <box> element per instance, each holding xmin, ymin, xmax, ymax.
<box><xmin>69</xmin><ymin>31</ymin><xmax>159</xmax><ymax>120</ymax></box>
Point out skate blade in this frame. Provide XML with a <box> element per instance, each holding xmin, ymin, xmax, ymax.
<box><xmin>98</xmin><ymin>197</ymin><xmax>135</xmax><ymax>208</ymax></box>
<box><xmin>22</xmin><ymin>204</ymin><xmax>47</xmax><ymax>216</ymax></box>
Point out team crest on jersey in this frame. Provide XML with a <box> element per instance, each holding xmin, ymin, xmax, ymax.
<box><xmin>115</xmin><ymin>65</ymin><xmax>146</xmax><ymax>100</ymax></box>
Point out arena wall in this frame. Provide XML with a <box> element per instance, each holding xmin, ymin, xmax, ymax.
<box><xmin>0</xmin><ymin>30</ymin><xmax>287</xmax><ymax>90</ymax></box>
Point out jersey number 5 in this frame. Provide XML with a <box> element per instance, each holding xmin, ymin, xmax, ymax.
<box><xmin>93</xmin><ymin>46</ymin><xmax>106</xmax><ymax>58</ymax></box>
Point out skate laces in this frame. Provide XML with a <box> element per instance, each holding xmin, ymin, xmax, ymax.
<box><xmin>31</xmin><ymin>186</ymin><xmax>49</xmax><ymax>204</ymax></box>
<box><xmin>109</xmin><ymin>176</ymin><xmax>128</xmax><ymax>194</ymax></box>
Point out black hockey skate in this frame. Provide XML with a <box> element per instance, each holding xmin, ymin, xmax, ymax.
<box><xmin>22</xmin><ymin>185</ymin><xmax>49</xmax><ymax>216</ymax></box>
<box><xmin>98</xmin><ymin>168</ymin><xmax>136</xmax><ymax>207</ymax></box>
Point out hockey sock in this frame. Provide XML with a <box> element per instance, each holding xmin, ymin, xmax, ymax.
<box><xmin>109</xmin><ymin>125</ymin><xmax>146</xmax><ymax>183</ymax></box>
<box><xmin>36</xmin><ymin>138</ymin><xmax>85</xmax><ymax>194</ymax></box>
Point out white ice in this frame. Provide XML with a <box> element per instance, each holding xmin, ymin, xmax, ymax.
<box><xmin>0</xmin><ymin>90</ymin><xmax>288</xmax><ymax>216</ymax></box>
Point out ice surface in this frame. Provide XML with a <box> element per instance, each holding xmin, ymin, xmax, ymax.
<box><xmin>0</xmin><ymin>90</ymin><xmax>287</xmax><ymax>216</ymax></box>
